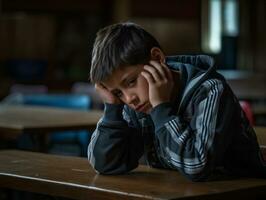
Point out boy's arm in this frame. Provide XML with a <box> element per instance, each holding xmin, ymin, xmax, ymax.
<box><xmin>150</xmin><ymin>79</ymin><xmax>233</xmax><ymax>181</ymax></box>
<box><xmin>88</xmin><ymin>103</ymin><xmax>144</xmax><ymax>174</ymax></box>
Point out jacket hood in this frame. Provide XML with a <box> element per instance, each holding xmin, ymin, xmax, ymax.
<box><xmin>166</xmin><ymin>55</ymin><xmax>223</xmax><ymax>114</ymax></box>
<box><xmin>166</xmin><ymin>55</ymin><xmax>216</xmax><ymax>84</ymax></box>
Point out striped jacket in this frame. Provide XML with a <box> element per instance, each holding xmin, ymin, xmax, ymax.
<box><xmin>88</xmin><ymin>55</ymin><xmax>266</xmax><ymax>181</ymax></box>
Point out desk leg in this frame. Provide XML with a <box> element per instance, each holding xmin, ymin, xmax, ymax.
<box><xmin>30</xmin><ymin>134</ymin><xmax>50</xmax><ymax>153</ymax></box>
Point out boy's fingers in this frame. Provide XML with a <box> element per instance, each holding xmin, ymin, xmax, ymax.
<box><xmin>95</xmin><ymin>83</ymin><xmax>100</xmax><ymax>90</ymax></box>
<box><xmin>95</xmin><ymin>83</ymin><xmax>110</xmax><ymax>94</ymax></box>
<box><xmin>141</xmin><ymin>70</ymin><xmax>155</xmax><ymax>84</ymax></box>
<box><xmin>144</xmin><ymin>65</ymin><xmax>161</xmax><ymax>81</ymax></box>
<box><xmin>159</xmin><ymin>61</ymin><xmax>173</xmax><ymax>81</ymax></box>
<box><xmin>95</xmin><ymin>83</ymin><xmax>105</xmax><ymax>91</ymax></box>
<box><xmin>149</xmin><ymin>60</ymin><xmax>167</xmax><ymax>79</ymax></box>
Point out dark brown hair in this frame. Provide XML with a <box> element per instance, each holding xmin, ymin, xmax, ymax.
<box><xmin>90</xmin><ymin>22</ymin><xmax>161</xmax><ymax>83</ymax></box>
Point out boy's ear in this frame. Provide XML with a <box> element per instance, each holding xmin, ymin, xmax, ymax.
<box><xmin>150</xmin><ymin>47</ymin><xmax>165</xmax><ymax>63</ymax></box>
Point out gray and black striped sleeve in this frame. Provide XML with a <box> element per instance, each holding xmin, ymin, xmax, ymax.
<box><xmin>150</xmin><ymin>79</ymin><xmax>224</xmax><ymax>181</ymax></box>
<box><xmin>88</xmin><ymin>103</ymin><xmax>143</xmax><ymax>174</ymax></box>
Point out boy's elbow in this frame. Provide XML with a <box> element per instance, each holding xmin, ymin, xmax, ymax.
<box><xmin>88</xmin><ymin>157</ymin><xmax>114</xmax><ymax>174</ymax></box>
<box><xmin>91</xmin><ymin>161</ymin><xmax>136</xmax><ymax>175</ymax></box>
<box><xmin>185</xmin><ymin>173</ymin><xmax>209</xmax><ymax>182</ymax></box>
<box><xmin>182</xmin><ymin>166</ymin><xmax>212</xmax><ymax>182</ymax></box>
<box><xmin>88</xmin><ymin>154</ymin><xmax>111</xmax><ymax>174</ymax></box>
<box><xmin>88</xmin><ymin>153</ymin><xmax>137</xmax><ymax>175</ymax></box>
<box><xmin>93</xmin><ymin>165</ymin><xmax>114</xmax><ymax>175</ymax></box>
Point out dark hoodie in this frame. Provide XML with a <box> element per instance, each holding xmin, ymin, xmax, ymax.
<box><xmin>88</xmin><ymin>55</ymin><xmax>266</xmax><ymax>181</ymax></box>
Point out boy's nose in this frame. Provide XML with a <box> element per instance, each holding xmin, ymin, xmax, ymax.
<box><xmin>124</xmin><ymin>93</ymin><xmax>137</xmax><ymax>105</ymax></box>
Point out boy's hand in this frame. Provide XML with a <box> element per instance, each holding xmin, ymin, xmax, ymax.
<box><xmin>141</xmin><ymin>60</ymin><xmax>174</xmax><ymax>108</ymax></box>
<box><xmin>95</xmin><ymin>83</ymin><xmax>122</xmax><ymax>105</ymax></box>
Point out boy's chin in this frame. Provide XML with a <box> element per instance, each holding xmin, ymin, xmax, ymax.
<box><xmin>135</xmin><ymin>106</ymin><xmax>152</xmax><ymax>114</ymax></box>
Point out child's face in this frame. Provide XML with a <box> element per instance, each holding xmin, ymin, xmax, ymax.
<box><xmin>102</xmin><ymin>65</ymin><xmax>152</xmax><ymax>113</ymax></box>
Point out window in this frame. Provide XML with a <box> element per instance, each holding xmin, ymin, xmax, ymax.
<box><xmin>202</xmin><ymin>0</ymin><xmax>239</xmax><ymax>54</ymax></box>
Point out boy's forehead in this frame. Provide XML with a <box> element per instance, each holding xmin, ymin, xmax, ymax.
<box><xmin>102</xmin><ymin>65</ymin><xmax>142</xmax><ymax>89</ymax></box>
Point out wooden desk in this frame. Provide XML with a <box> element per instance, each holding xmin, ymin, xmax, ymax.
<box><xmin>255</xmin><ymin>126</ymin><xmax>266</xmax><ymax>146</ymax></box>
<box><xmin>0</xmin><ymin>105</ymin><xmax>102</xmax><ymax>140</ymax></box>
<box><xmin>1</xmin><ymin>150</ymin><xmax>266</xmax><ymax>200</ymax></box>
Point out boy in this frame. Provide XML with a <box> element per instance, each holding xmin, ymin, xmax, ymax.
<box><xmin>88</xmin><ymin>22</ymin><xmax>266</xmax><ymax>181</ymax></box>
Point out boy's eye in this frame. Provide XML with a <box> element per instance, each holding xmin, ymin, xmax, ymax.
<box><xmin>127</xmin><ymin>77</ymin><xmax>137</xmax><ymax>87</ymax></box>
<box><xmin>114</xmin><ymin>91</ymin><xmax>123</xmax><ymax>98</ymax></box>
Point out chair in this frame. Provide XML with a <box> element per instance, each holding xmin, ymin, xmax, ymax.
<box><xmin>2</xmin><ymin>84</ymin><xmax>48</xmax><ymax>104</ymax></box>
<box><xmin>21</xmin><ymin>94</ymin><xmax>90</xmax><ymax>110</ymax></box>
<box><xmin>240</xmin><ymin>100</ymin><xmax>254</xmax><ymax>126</ymax></box>
<box><xmin>2</xmin><ymin>93</ymin><xmax>92</xmax><ymax>156</ymax></box>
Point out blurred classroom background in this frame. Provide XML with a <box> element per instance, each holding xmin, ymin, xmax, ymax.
<box><xmin>1</xmin><ymin>1</ymin><xmax>266</xmax><ymax>199</ymax></box>
<box><xmin>0</xmin><ymin>0</ymin><xmax>266</xmax><ymax>128</ymax></box>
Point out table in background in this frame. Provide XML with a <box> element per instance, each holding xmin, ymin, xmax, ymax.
<box><xmin>0</xmin><ymin>105</ymin><xmax>102</xmax><ymax>151</ymax></box>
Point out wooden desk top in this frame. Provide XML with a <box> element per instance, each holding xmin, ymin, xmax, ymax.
<box><xmin>1</xmin><ymin>150</ymin><xmax>266</xmax><ymax>200</ymax></box>
<box><xmin>255</xmin><ymin>126</ymin><xmax>266</xmax><ymax>146</ymax></box>
<box><xmin>0</xmin><ymin>105</ymin><xmax>102</xmax><ymax>139</ymax></box>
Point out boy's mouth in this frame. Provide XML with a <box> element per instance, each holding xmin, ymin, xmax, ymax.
<box><xmin>135</xmin><ymin>102</ymin><xmax>149</xmax><ymax>113</ymax></box>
